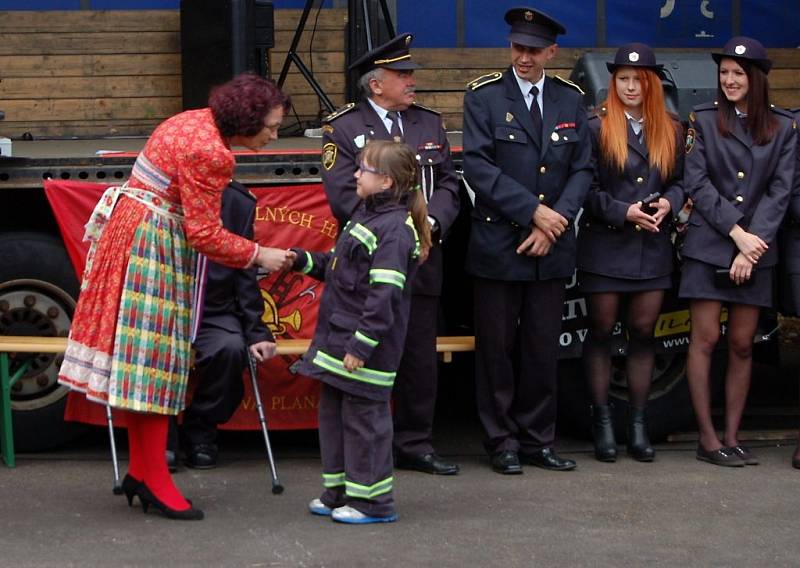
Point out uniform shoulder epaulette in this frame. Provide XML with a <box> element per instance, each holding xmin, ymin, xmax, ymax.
<box><xmin>323</xmin><ymin>102</ymin><xmax>356</xmax><ymax>123</ymax></box>
<box><xmin>552</xmin><ymin>75</ymin><xmax>584</xmax><ymax>95</ymax></box>
<box><xmin>467</xmin><ymin>72</ymin><xmax>502</xmax><ymax>91</ymax></box>
<box><xmin>411</xmin><ymin>102</ymin><xmax>440</xmax><ymax>115</ymax></box>
<box><xmin>694</xmin><ymin>101</ymin><xmax>718</xmax><ymax>113</ymax></box>
<box><xmin>769</xmin><ymin>104</ymin><xmax>795</xmax><ymax>119</ymax></box>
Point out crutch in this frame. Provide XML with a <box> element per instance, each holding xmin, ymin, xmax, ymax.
<box><xmin>106</xmin><ymin>405</ymin><xmax>123</xmax><ymax>495</ymax></box>
<box><xmin>247</xmin><ymin>350</ymin><xmax>284</xmax><ymax>494</ymax></box>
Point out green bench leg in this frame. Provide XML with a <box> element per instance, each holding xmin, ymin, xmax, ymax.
<box><xmin>0</xmin><ymin>354</ymin><xmax>32</xmax><ymax>468</ymax></box>
<box><xmin>0</xmin><ymin>353</ymin><xmax>15</xmax><ymax>467</ymax></box>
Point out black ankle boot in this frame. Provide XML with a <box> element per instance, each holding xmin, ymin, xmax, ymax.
<box><xmin>627</xmin><ymin>406</ymin><xmax>655</xmax><ymax>462</ymax></box>
<box><xmin>591</xmin><ymin>404</ymin><xmax>617</xmax><ymax>462</ymax></box>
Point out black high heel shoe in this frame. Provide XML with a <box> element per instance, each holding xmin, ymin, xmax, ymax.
<box><xmin>136</xmin><ymin>483</ymin><xmax>204</xmax><ymax>520</ymax></box>
<box><xmin>121</xmin><ymin>474</ymin><xmax>142</xmax><ymax>507</ymax></box>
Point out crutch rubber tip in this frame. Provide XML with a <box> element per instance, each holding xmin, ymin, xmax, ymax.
<box><xmin>112</xmin><ymin>485</ymin><xmax>123</xmax><ymax>495</ymax></box>
<box><xmin>272</xmin><ymin>484</ymin><xmax>285</xmax><ymax>495</ymax></box>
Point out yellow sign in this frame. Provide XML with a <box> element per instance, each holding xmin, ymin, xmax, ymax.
<box><xmin>654</xmin><ymin>308</ymin><xmax>729</xmax><ymax>338</ymax></box>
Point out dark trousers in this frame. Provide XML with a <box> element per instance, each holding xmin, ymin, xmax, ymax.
<box><xmin>393</xmin><ymin>294</ymin><xmax>439</xmax><ymax>456</ymax></box>
<box><xmin>473</xmin><ymin>277</ymin><xmax>566</xmax><ymax>455</ymax></box>
<box><xmin>182</xmin><ymin>322</ymin><xmax>247</xmax><ymax>447</ymax></box>
<box><xmin>318</xmin><ymin>383</ymin><xmax>395</xmax><ymax>518</ymax></box>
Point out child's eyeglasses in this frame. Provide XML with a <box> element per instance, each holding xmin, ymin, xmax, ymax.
<box><xmin>359</xmin><ymin>163</ymin><xmax>382</xmax><ymax>175</ymax></box>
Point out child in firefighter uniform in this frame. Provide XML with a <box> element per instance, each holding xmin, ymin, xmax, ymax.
<box><xmin>292</xmin><ymin>140</ymin><xmax>431</xmax><ymax>524</ymax></box>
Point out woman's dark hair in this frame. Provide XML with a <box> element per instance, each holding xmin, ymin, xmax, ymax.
<box><xmin>715</xmin><ymin>58</ymin><xmax>777</xmax><ymax>145</ymax></box>
<box><xmin>209</xmin><ymin>73</ymin><xmax>291</xmax><ymax>137</ymax></box>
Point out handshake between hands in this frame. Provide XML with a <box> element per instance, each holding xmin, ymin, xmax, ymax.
<box><xmin>255</xmin><ymin>246</ymin><xmax>297</xmax><ymax>272</ymax></box>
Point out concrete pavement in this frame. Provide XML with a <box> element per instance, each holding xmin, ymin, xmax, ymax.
<box><xmin>2</xmin><ymin>432</ymin><xmax>799</xmax><ymax>567</ymax></box>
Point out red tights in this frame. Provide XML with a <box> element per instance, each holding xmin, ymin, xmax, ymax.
<box><xmin>126</xmin><ymin>411</ymin><xmax>190</xmax><ymax>511</ymax></box>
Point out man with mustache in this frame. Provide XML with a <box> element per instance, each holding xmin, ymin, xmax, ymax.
<box><xmin>321</xmin><ymin>33</ymin><xmax>461</xmax><ymax>476</ymax></box>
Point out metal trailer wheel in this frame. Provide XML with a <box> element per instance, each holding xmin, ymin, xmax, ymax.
<box><xmin>0</xmin><ymin>232</ymin><xmax>86</xmax><ymax>451</ymax></box>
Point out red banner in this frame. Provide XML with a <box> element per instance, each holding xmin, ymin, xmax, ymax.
<box><xmin>44</xmin><ymin>180</ymin><xmax>336</xmax><ymax>430</ymax></box>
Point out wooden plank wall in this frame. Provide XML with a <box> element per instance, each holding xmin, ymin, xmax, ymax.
<box><xmin>0</xmin><ymin>8</ymin><xmax>348</xmax><ymax>139</ymax></box>
<box><xmin>0</xmin><ymin>8</ymin><xmax>797</xmax><ymax>138</ymax></box>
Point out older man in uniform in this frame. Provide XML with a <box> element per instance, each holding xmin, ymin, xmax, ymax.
<box><xmin>463</xmin><ymin>7</ymin><xmax>592</xmax><ymax>474</ymax></box>
<box><xmin>320</xmin><ymin>34</ymin><xmax>461</xmax><ymax>475</ymax></box>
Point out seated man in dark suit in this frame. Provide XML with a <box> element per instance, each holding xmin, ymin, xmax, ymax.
<box><xmin>174</xmin><ymin>180</ymin><xmax>276</xmax><ymax>469</ymax></box>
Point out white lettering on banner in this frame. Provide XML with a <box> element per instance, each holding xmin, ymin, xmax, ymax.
<box><xmin>562</xmin><ymin>297</ymin><xmax>587</xmax><ymax>321</ymax></box>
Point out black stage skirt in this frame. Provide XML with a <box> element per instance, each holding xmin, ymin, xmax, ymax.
<box><xmin>678</xmin><ymin>258</ymin><xmax>773</xmax><ymax>308</ymax></box>
<box><xmin>578</xmin><ymin>271</ymin><xmax>673</xmax><ymax>294</ymax></box>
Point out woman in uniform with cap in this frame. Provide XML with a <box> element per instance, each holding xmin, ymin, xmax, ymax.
<box><xmin>681</xmin><ymin>37</ymin><xmax>796</xmax><ymax>467</ymax></box>
<box><xmin>577</xmin><ymin>43</ymin><xmax>684</xmax><ymax>462</ymax></box>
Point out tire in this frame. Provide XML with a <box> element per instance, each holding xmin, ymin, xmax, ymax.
<box><xmin>0</xmin><ymin>232</ymin><xmax>87</xmax><ymax>451</ymax></box>
<box><xmin>557</xmin><ymin>352</ymin><xmax>695</xmax><ymax>442</ymax></box>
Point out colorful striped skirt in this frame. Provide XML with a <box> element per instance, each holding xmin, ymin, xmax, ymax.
<box><xmin>59</xmin><ymin>188</ymin><xmax>198</xmax><ymax>415</ymax></box>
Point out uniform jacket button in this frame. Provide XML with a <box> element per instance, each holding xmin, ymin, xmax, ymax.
<box><xmin>737</xmin><ymin>171</ymin><xmax>745</xmax><ymax>179</ymax></box>
<box><xmin>538</xmin><ymin>193</ymin><xmax>545</xmax><ymax>201</ymax></box>
<box><xmin>509</xmin><ymin>134</ymin><xmax>515</xmax><ymax>140</ymax></box>
<box><xmin>636</xmin><ymin>176</ymin><xmax>644</xmax><ymax>183</ymax></box>
<box><xmin>635</xmin><ymin>225</ymin><xmax>642</xmax><ymax>232</ymax></box>
<box><xmin>485</xmin><ymin>217</ymin><xmax>492</xmax><ymax>222</ymax></box>
<box><xmin>539</xmin><ymin>165</ymin><xmax>547</xmax><ymax>174</ymax></box>
<box><xmin>735</xmin><ymin>195</ymin><xmax>744</xmax><ymax>203</ymax></box>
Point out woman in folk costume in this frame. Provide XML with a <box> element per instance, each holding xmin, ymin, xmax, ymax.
<box><xmin>58</xmin><ymin>73</ymin><xmax>295</xmax><ymax>520</ymax></box>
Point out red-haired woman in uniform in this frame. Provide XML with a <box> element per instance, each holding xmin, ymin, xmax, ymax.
<box><xmin>578</xmin><ymin>43</ymin><xmax>685</xmax><ymax>462</ymax></box>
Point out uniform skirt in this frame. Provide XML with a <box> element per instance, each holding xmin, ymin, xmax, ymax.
<box><xmin>578</xmin><ymin>270</ymin><xmax>673</xmax><ymax>294</ymax></box>
<box><xmin>678</xmin><ymin>258</ymin><xmax>773</xmax><ymax>308</ymax></box>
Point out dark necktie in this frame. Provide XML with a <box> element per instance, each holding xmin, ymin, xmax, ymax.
<box><xmin>387</xmin><ymin>111</ymin><xmax>402</xmax><ymax>139</ymax></box>
<box><xmin>529</xmin><ymin>86</ymin><xmax>542</xmax><ymax>142</ymax></box>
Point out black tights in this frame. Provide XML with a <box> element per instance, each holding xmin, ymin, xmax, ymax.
<box><xmin>583</xmin><ymin>290</ymin><xmax>665</xmax><ymax>408</ymax></box>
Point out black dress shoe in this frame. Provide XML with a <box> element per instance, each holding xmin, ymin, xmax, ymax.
<box><xmin>185</xmin><ymin>444</ymin><xmax>218</xmax><ymax>469</ymax></box>
<box><xmin>491</xmin><ymin>450</ymin><xmax>523</xmax><ymax>475</ymax></box>
<box><xmin>729</xmin><ymin>445</ymin><xmax>758</xmax><ymax>465</ymax></box>
<box><xmin>521</xmin><ymin>448</ymin><xmax>577</xmax><ymax>471</ymax></box>
<box><xmin>396</xmin><ymin>452</ymin><xmax>460</xmax><ymax>475</ymax></box>
<box><xmin>695</xmin><ymin>445</ymin><xmax>745</xmax><ymax>467</ymax></box>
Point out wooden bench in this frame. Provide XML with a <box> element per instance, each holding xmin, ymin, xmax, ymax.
<box><xmin>0</xmin><ymin>334</ymin><xmax>474</xmax><ymax>467</ymax></box>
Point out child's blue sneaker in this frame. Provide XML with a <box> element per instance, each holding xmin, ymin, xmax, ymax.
<box><xmin>308</xmin><ymin>498</ymin><xmax>332</xmax><ymax>516</ymax></box>
<box><xmin>331</xmin><ymin>505</ymin><xmax>398</xmax><ymax>524</ymax></box>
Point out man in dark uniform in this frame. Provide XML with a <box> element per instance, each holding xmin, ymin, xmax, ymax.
<box><xmin>180</xmin><ymin>180</ymin><xmax>276</xmax><ymax>469</ymax></box>
<box><xmin>320</xmin><ymin>34</ymin><xmax>461</xmax><ymax>475</ymax></box>
<box><xmin>462</xmin><ymin>7</ymin><xmax>592</xmax><ymax>474</ymax></box>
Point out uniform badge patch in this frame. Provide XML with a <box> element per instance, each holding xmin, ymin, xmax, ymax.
<box><xmin>353</xmin><ymin>134</ymin><xmax>366</xmax><ymax>148</ymax></box>
<box><xmin>685</xmin><ymin>128</ymin><xmax>696</xmax><ymax>154</ymax></box>
<box><xmin>420</xmin><ymin>142</ymin><xmax>442</xmax><ymax>151</ymax></box>
<box><xmin>322</xmin><ymin>143</ymin><xmax>338</xmax><ymax>170</ymax></box>
<box><xmin>506</xmin><ymin>112</ymin><xmax>514</xmax><ymax>123</ymax></box>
